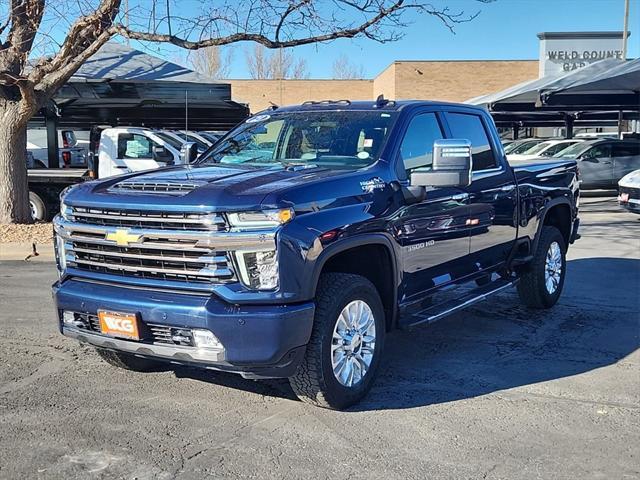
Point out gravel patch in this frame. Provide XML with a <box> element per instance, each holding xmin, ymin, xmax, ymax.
<box><xmin>0</xmin><ymin>223</ymin><xmax>53</xmax><ymax>244</ymax></box>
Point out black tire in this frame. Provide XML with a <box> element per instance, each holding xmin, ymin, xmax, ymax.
<box><xmin>289</xmin><ymin>273</ymin><xmax>386</xmax><ymax>410</ymax></box>
<box><xmin>29</xmin><ymin>191</ymin><xmax>47</xmax><ymax>222</ymax></box>
<box><xmin>95</xmin><ymin>348</ymin><xmax>165</xmax><ymax>372</ymax></box>
<box><xmin>34</xmin><ymin>159</ymin><xmax>47</xmax><ymax>169</ymax></box>
<box><xmin>517</xmin><ymin>226</ymin><xmax>567</xmax><ymax>309</ymax></box>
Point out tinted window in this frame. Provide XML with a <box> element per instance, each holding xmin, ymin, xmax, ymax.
<box><xmin>199</xmin><ymin>111</ymin><xmax>396</xmax><ymax>170</ymax></box>
<box><xmin>612</xmin><ymin>142</ymin><xmax>640</xmax><ymax>157</ymax></box>
<box><xmin>581</xmin><ymin>144</ymin><xmax>611</xmax><ymax>159</ymax></box>
<box><xmin>446</xmin><ymin>113</ymin><xmax>497</xmax><ymax>170</ymax></box>
<box><xmin>542</xmin><ymin>142</ymin><xmax>575</xmax><ymax>156</ymax></box>
<box><xmin>117</xmin><ymin>133</ymin><xmax>156</xmax><ymax>159</ymax></box>
<box><xmin>399</xmin><ymin>113</ymin><xmax>443</xmax><ymax>174</ymax></box>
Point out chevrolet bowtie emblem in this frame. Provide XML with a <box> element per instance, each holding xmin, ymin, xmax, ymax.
<box><xmin>105</xmin><ymin>229</ymin><xmax>141</xmax><ymax>247</ymax></box>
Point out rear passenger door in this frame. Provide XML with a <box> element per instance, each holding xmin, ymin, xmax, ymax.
<box><xmin>612</xmin><ymin>142</ymin><xmax>640</xmax><ymax>182</ymax></box>
<box><xmin>578</xmin><ymin>143</ymin><xmax>613</xmax><ymax>187</ymax></box>
<box><xmin>442</xmin><ymin>111</ymin><xmax>518</xmax><ymax>273</ymax></box>
<box><xmin>393</xmin><ymin>110</ymin><xmax>472</xmax><ymax>303</ymax></box>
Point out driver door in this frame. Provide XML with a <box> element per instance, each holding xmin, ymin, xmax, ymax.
<box><xmin>392</xmin><ymin>111</ymin><xmax>472</xmax><ymax>304</ymax></box>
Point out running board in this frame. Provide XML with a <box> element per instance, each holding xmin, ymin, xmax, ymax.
<box><xmin>400</xmin><ymin>278</ymin><xmax>518</xmax><ymax>329</ymax></box>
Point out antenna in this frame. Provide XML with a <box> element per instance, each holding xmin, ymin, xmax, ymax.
<box><xmin>185</xmin><ymin>90</ymin><xmax>188</xmax><ymax>139</ymax></box>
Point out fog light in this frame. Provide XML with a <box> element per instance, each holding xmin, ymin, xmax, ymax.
<box><xmin>192</xmin><ymin>329</ymin><xmax>223</xmax><ymax>350</ymax></box>
<box><xmin>62</xmin><ymin>311</ymin><xmax>76</xmax><ymax>325</ymax></box>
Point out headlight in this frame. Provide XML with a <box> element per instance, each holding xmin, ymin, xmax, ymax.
<box><xmin>227</xmin><ymin>208</ymin><xmax>293</xmax><ymax>230</ymax></box>
<box><xmin>54</xmin><ymin>233</ymin><xmax>67</xmax><ymax>275</ymax></box>
<box><xmin>59</xmin><ymin>186</ymin><xmax>73</xmax><ymax>220</ymax></box>
<box><xmin>234</xmin><ymin>249</ymin><xmax>279</xmax><ymax>290</ymax></box>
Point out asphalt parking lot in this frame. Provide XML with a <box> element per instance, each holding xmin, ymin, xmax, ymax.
<box><xmin>0</xmin><ymin>196</ymin><xmax>638</xmax><ymax>480</ymax></box>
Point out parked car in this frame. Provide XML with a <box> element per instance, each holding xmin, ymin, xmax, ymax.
<box><xmin>618</xmin><ymin>169</ymin><xmax>640</xmax><ymax>214</ymax></box>
<box><xmin>155</xmin><ymin>130</ymin><xmax>210</xmax><ymax>154</ymax></box>
<box><xmin>52</xmin><ymin>100</ymin><xmax>579</xmax><ymax>410</ymax></box>
<box><xmin>198</xmin><ymin>131</ymin><xmax>225</xmax><ymax>144</ymax></box>
<box><xmin>508</xmin><ymin>139</ymin><xmax>583</xmax><ymax>161</ymax></box>
<box><xmin>28</xmin><ymin>127</ymin><xmax>197</xmax><ymax>220</ymax></box>
<box><xmin>503</xmin><ymin>138</ymin><xmax>544</xmax><ymax>155</ymax></box>
<box><xmin>97</xmin><ymin>127</ymin><xmax>186</xmax><ymax>178</ymax></box>
<box><xmin>551</xmin><ymin>139</ymin><xmax>640</xmax><ymax>189</ymax></box>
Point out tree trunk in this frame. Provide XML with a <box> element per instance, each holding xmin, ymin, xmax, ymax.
<box><xmin>0</xmin><ymin>102</ymin><xmax>32</xmax><ymax>224</ymax></box>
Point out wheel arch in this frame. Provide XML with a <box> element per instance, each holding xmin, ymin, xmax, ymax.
<box><xmin>533</xmin><ymin>197</ymin><xmax>573</xmax><ymax>253</ymax></box>
<box><xmin>310</xmin><ymin>234</ymin><xmax>399</xmax><ymax>330</ymax></box>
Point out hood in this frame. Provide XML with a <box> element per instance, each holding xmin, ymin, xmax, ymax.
<box><xmin>619</xmin><ymin>169</ymin><xmax>640</xmax><ymax>188</ymax></box>
<box><xmin>64</xmin><ymin>164</ymin><xmax>385</xmax><ymax>212</ymax></box>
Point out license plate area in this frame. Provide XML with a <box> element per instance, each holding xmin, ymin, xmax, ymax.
<box><xmin>98</xmin><ymin>310</ymin><xmax>140</xmax><ymax>340</ymax></box>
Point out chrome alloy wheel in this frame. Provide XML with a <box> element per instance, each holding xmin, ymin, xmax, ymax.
<box><xmin>331</xmin><ymin>300</ymin><xmax>376</xmax><ymax>388</ymax></box>
<box><xmin>545</xmin><ymin>241</ymin><xmax>563</xmax><ymax>294</ymax></box>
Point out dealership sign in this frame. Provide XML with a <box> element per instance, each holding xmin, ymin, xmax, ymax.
<box><xmin>538</xmin><ymin>31</ymin><xmax>628</xmax><ymax>77</ymax></box>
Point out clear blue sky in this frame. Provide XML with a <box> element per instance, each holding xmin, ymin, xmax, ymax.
<box><xmin>136</xmin><ymin>0</ymin><xmax>640</xmax><ymax>78</ymax></box>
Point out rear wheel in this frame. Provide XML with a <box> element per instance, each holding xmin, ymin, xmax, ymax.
<box><xmin>29</xmin><ymin>191</ymin><xmax>47</xmax><ymax>222</ymax></box>
<box><xmin>95</xmin><ymin>348</ymin><xmax>165</xmax><ymax>372</ymax></box>
<box><xmin>517</xmin><ymin>226</ymin><xmax>567</xmax><ymax>309</ymax></box>
<box><xmin>289</xmin><ymin>273</ymin><xmax>385</xmax><ymax>410</ymax></box>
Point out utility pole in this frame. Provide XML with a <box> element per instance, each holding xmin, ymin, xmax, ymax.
<box><xmin>619</xmin><ymin>0</ymin><xmax>630</xmax><ymax>138</ymax></box>
<box><xmin>622</xmin><ymin>0</ymin><xmax>630</xmax><ymax>60</ymax></box>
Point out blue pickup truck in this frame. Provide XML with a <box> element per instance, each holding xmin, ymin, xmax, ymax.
<box><xmin>52</xmin><ymin>99</ymin><xmax>580</xmax><ymax>409</ymax></box>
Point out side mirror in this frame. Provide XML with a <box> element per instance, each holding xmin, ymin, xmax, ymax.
<box><xmin>152</xmin><ymin>145</ymin><xmax>173</xmax><ymax>163</ymax></box>
<box><xmin>411</xmin><ymin>139</ymin><xmax>472</xmax><ymax>188</ymax></box>
<box><xmin>181</xmin><ymin>142</ymin><xmax>198</xmax><ymax>163</ymax></box>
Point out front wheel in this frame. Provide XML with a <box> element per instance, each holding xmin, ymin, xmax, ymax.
<box><xmin>517</xmin><ymin>226</ymin><xmax>567</xmax><ymax>309</ymax></box>
<box><xmin>289</xmin><ymin>273</ymin><xmax>386</xmax><ymax>410</ymax></box>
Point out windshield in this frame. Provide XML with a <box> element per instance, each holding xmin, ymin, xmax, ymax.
<box><xmin>522</xmin><ymin>141</ymin><xmax>553</xmax><ymax>155</ymax></box>
<box><xmin>509</xmin><ymin>140</ymin><xmax>541</xmax><ymax>154</ymax></box>
<box><xmin>198</xmin><ymin>110</ymin><xmax>397</xmax><ymax>169</ymax></box>
<box><xmin>154</xmin><ymin>132</ymin><xmax>184</xmax><ymax>149</ymax></box>
<box><xmin>183</xmin><ymin>133</ymin><xmax>210</xmax><ymax>150</ymax></box>
<box><xmin>552</xmin><ymin>142</ymin><xmax>589</xmax><ymax>158</ymax></box>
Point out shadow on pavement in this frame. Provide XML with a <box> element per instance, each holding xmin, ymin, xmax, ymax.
<box><xmin>172</xmin><ymin>257</ymin><xmax>640</xmax><ymax>410</ymax></box>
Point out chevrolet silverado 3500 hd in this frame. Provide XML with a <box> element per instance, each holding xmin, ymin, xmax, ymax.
<box><xmin>53</xmin><ymin>100</ymin><xmax>580</xmax><ymax>409</ymax></box>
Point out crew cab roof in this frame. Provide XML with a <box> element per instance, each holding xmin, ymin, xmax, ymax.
<box><xmin>258</xmin><ymin>99</ymin><xmax>487</xmax><ymax>115</ymax></box>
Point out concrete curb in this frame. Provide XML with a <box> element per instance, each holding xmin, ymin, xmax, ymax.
<box><xmin>0</xmin><ymin>242</ymin><xmax>55</xmax><ymax>262</ymax></box>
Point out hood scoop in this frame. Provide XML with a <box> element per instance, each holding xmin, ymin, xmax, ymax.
<box><xmin>110</xmin><ymin>179</ymin><xmax>206</xmax><ymax>195</ymax></box>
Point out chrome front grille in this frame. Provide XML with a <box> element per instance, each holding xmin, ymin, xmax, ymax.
<box><xmin>71</xmin><ymin>206</ymin><xmax>225</xmax><ymax>231</ymax></box>
<box><xmin>53</xmin><ymin>207</ymin><xmax>257</xmax><ymax>288</ymax></box>
<box><xmin>70</xmin><ymin>241</ymin><xmax>233</xmax><ymax>283</ymax></box>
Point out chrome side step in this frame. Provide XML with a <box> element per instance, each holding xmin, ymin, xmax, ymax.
<box><xmin>400</xmin><ymin>278</ymin><xmax>518</xmax><ymax>329</ymax></box>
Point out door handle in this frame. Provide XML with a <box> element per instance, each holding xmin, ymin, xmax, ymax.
<box><xmin>115</xmin><ymin>165</ymin><xmax>129</xmax><ymax>169</ymax></box>
<box><xmin>500</xmin><ymin>184</ymin><xmax>515</xmax><ymax>192</ymax></box>
<box><xmin>602</xmin><ymin>161</ymin><xmax>612</xmax><ymax>164</ymax></box>
<box><xmin>452</xmin><ymin>193</ymin><xmax>469</xmax><ymax>201</ymax></box>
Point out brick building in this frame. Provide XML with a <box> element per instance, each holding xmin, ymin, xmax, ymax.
<box><xmin>228</xmin><ymin>59</ymin><xmax>538</xmax><ymax>112</ymax></box>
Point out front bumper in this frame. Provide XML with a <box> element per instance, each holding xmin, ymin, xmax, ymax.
<box><xmin>619</xmin><ymin>197</ymin><xmax>640</xmax><ymax>214</ymax></box>
<box><xmin>53</xmin><ymin>278</ymin><xmax>315</xmax><ymax>378</ymax></box>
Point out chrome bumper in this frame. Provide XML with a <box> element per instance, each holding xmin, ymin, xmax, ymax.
<box><xmin>64</xmin><ymin>326</ymin><xmax>225</xmax><ymax>364</ymax></box>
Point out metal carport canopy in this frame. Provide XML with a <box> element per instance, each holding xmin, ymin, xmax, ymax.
<box><xmin>31</xmin><ymin>42</ymin><xmax>249</xmax><ymax>166</ymax></box>
<box><xmin>467</xmin><ymin>59</ymin><xmax>640</xmax><ymax>112</ymax></box>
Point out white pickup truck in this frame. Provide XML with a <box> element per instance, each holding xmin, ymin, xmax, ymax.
<box><xmin>96</xmin><ymin>127</ymin><xmax>187</xmax><ymax>178</ymax></box>
<box><xmin>29</xmin><ymin>127</ymin><xmax>193</xmax><ymax>220</ymax></box>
